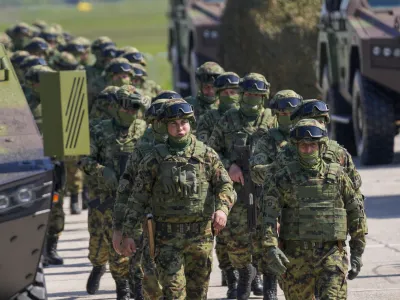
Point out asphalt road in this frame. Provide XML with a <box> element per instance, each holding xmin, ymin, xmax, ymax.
<box><xmin>45</xmin><ymin>137</ymin><xmax>400</xmax><ymax>300</ymax></box>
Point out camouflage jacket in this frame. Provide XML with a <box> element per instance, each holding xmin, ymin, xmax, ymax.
<box><xmin>86</xmin><ymin>65</ymin><xmax>106</xmax><ymax>110</ymax></box>
<box><xmin>122</xmin><ymin>135</ymin><xmax>236</xmax><ymax>238</ymax></box>
<box><xmin>186</xmin><ymin>95</ymin><xmax>218</xmax><ymax>121</ymax></box>
<box><xmin>79</xmin><ymin>118</ymin><xmax>147</xmax><ymax>201</ymax></box>
<box><xmin>113</xmin><ymin>128</ymin><xmax>162</xmax><ymax>231</ymax></box>
<box><xmin>275</xmin><ymin>139</ymin><xmax>362</xmax><ymax>190</ymax></box>
<box><xmin>261</xmin><ymin>160</ymin><xmax>367</xmax><ymax>256</ymax></box>
<box><xmin>249</xmin><ymin>127</ymin><xmax>290</xmax><ymax>184</ymax></box>
<box><xmin>208</xmin><ymin>108</ymin><xmax>276</xmax><ymax>170</ymax></box>
<box><xmin>196</xmin><ymin>109</ymin><xmax>222</xmax><ymax>143</ymax></box>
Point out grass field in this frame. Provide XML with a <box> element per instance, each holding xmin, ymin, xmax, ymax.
<box><xmin>0</xmin><ymin>0</ymin><xmax>172</xmax><ymax>89</ymax></box>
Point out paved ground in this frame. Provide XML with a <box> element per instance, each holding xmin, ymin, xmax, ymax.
<box><xmin>45</xmin><ymin>137</ymin><xmax>400</xmax><ymax>300</ymax></box>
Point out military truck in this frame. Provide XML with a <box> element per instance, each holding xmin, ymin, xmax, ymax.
<box><xmin>316</xmin><ymin>0</ymin><xmax>400</xmax><ymax>165</ymax></box>
<box><xmin>168</xmin><ymin>0</ymin><xmax>226</xmax><ymax>97</ymax></box>
<box><xmin>0</xmin><ymin>43</ymin><xmax>89</xmax><ymax>299</ymax></box>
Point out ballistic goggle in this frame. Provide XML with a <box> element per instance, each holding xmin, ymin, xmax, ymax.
<box><xmin>290</xmin><ymin>101</ymin><xmax>329</xmax><ymax>121</ymax></box>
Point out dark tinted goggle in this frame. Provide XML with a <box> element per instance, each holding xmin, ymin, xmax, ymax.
<box><xmin>123</xmin><ymin>52</ymin><xmax>144</xmax><ymax>62</ymax></box>
<box><xmin>106</xmin><ymin>62</ymin><xmax>132</xmax><ymax>74</ymax></box>
<box><xmin>271</xmin><ymin>97</ymin><xmax>302</xmax><ymax>110</ymax></box>
<box><xmin>98</xmin><ymin>42</ymin><xmax>115</xmax><ymax>51</ymax></box>
<box><xmin>40</xmin><ymin>33</ymin><xmax>58</xmax><ymax>42</ymax></box>
<box><xmin>11</xmin><ymin>55</ymin><xmax>29</xmax><ymax>65</ymax></box>
<box><xmin>54</xmin><ymin>60</ymin><xmax>79</xmax><ymax>70</ymax></box>
<box><xmin>239</xmin><ymin>79</ymin><xmax>269</xmax><ymax>92</ymax></box>
<box><xmin>123</xmin><ymin>101</ymin><xmax>142</xmax><ymax>110</ymax></box>
<box><xmin>21</xmin><ymin>57</ymin><xmax>47</xmax><ymax>70</ymax></box>
<box><xmin>25</xmin><ymin>41</ymin><xmax>48</xmax><ymax>51</ymax></box>
<box><xmin>290</xmin><ymin>101</ymin><xmax>329</xmax><ymax>121</ymax></box>
<box><xmin>102</xmin><ymin>48</ymin><xmax>117</xmax><ymax>58</ymax></box>
<box><xmin>133</xmin><ymin>67</ymin><xmax>147</xmax><ymax>77</ymax></box>
<box><xmin>162</xmin><ymin>102</ymin><xmax>194</xmax><ymax>119</ymax></box>
<box><xmin>63</xmin><ymin>32</ymin><xmax>74</xmax><ymax>42</ymax></box>
<box><xmin>214</xmin><ymin>74</ymin><xmax>240</xmax><ymax>88</ymax></box>
<box><xmin>290</xmin><ymin>126</ymin><xmax>327</xmax><ymax>140</ymax></box>
<box><xmin>153</xmin><ymin>91</ymin><xmax>182</xmax><ymax>101</ymax></box>
<box><xmin>64</xmin><ymin>43</ymin><xmax>86</xmax><ymax>53</ymax></box>
<box><xmin>147</xmin><ymin>102</ymin><xmax>164</xmax><ymax>116</ymax></box>
<box><xmin>14</xmin><ymin>26</ymin><xmax>30</xmax><ymax>35</ymax></box>
<box><xmin>196</xmin><ymin>73</ymin><xmax>219</xmax><ymax>83</ymax></box>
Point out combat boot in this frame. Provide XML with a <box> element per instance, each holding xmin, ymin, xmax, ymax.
<box><xmin>225</xmin><ymin>268</ymin><xmax>238</xmax><ymax>299</ymax></box>
<box><xmin>263</xmin><ymin>274</ymin><xmax>278</xmax><ymax>300</ymax></box>
<box><xmin>82</xmin><ymin>185</ymin><xmax>89</xmax><ymax>210</ymax></box>
<box><xmin>133</xmin><ymin>278</ymin><xmax>144</xmax><ymax>300</ymax></box>
<box><xmin>44</xmin><ymin>235</ymin><xmax>64</xmax><ymax>266</ymax></box>
<box><xmin>221</xmin><ymin>270</ymin><xmax>227</xmax><ymax>286</ymax></box>
<box><xmin>116</xmin><ymin>280</ymin><xmax>130</xmax><ymax>300</ymax></box>
<box><xmin>251</xmin><ymin>271</ymin><xmax>263</xmax><ymax>296</ymax></box>
<box><xmin>70</xmin><ymin>194</ymin><xmax>81</xmax><ymax>215</ymax></box>
<box><xmin>237</xmin><ymin>264</ymin><xmax>256</xmax><ymax>300</ymax></box>
<box><xmin>86</xmin><ymin>265</ymin><xmax>106</xmax><ymax>294</ymax></box>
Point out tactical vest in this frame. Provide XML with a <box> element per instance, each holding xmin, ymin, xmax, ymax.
<box><xmin>280</xmin><ymin>162</ymin><xmax>347</xmax><ymax>241</ymax></box>
<box><xmin>269</xmin><ymin>128</ymin><xmax>288</xmax><ymax>151</ymax></box>
<box><xmin>151</xmin><ymin>140</ymin><xmax>213</xmax><ymax>221</ymax></box>
<box><xmin>323</xmin><ymin>140</ymin><xmax>342</xmax><ymax>164</ymax></box>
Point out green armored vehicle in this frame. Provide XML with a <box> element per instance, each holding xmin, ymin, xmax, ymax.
<box><xmin>316</xmin><ymin>0</ymin><xmax>400</xmax><ymax>165</ymax></box>
<box><xmin>168</xmin><ymin>0</ymin><xmax>226</xmax><ymax>97</ymax></box>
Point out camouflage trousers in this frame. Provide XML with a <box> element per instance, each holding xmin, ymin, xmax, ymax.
<box><xmin>215</xmin><ymin>234</ymin><xmax>233</xmax><ymax>271</ymax></box>
<box><xmin>155</xmin><ymin>221</ymin><xmax>214</xmax><ymax>300</ymax></box>
<box><xmin>64</xmin><ymin>157</ymin><xmax>83</xmax><ymax>195</ymax></box>
<box><xmin>276</xmin><ymin>241</ymin><xmax>348</xmax><ymax>300</ymax></box>
<box><xmin>88</xmin><ymin>205</ymin><xmax>109</xmax><ymax>266</ymax></box>
<box><xmin>47</xmin><ymin>191</ymin><xmax>65</xmax><ymax>236</ymax></box>
<box><xmin>222</xmin><ymin>201</ymin><xmax>261</xmax><ymax>269</ymax></box>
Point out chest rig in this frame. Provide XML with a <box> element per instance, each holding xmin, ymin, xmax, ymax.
<box><xmin>280</xmin><ymin>162</ymin><xmax>347</xmax><ymax>242</ymax></box>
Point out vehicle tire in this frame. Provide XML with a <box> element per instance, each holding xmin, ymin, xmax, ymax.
<box><xmin>14</xmin><ymin>262</ymin><xmax>47</xmax><ymax>300</ymax></box>
<box><xmin>321</xmin><ymin>65</ymin><xmax>356</xmax><ymax>154</ymax></box>
<box><xmin>170</xmin><ymin>44</ymin><xmax>190</xmax><ymax>97</ymax></box>
<box><xmin>189</xmin><ymin>49</ymin><xmax>199</xmax><ymax>97</ymax></box>
<box><xmin>352</xmin><ymin>71</ymin><xmax>395</xmax><ymax>165</ymax></box>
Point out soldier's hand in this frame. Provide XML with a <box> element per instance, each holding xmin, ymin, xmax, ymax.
<box><xmin>102</xmin><ymin>167</ymin><xmax>118</xmax><ymax>189</ymax></box>
<box><xmin>265</xmin><ymin>246</ymin><xmax>289</xmax><ymax>276</ymax></box>
<box><xmin>229</xmin><ymin>163</ymin><xmax>244</xmax><ymax>185</ymax></box>
<box><xmin>121</xmin><ymin>238</ymin><xmax>136</xmax><ymax>257</ymax></box>
<box><xmin>348</xmin><ymin>253</ymin><xmax>362</xmax><ymax>280</ymax></box>
<box><xmin>212</xmin><ymin>210</ymin><xmax>227</xmax><ymax>232</ymax></box>
<box><xmin>112</xmin><ymin>230</ymin><xmax>123</xmax><ymax>255</ymax></box>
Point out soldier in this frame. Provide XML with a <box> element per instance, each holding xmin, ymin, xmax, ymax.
<box><xmin>25</xmin><ymin>65</ymin><xmax>66</xmax><ymax>266</ymax></box>
<box><xmin>79</xmin><ymin>86</ymin><xmax>149</xmax><ymax>299</ymax></box>
<box><xmin>104</xmin><ymin>58</ymin><xmax>134</xmax><ymax>88</ymax></box>
<box><xmin>89</xmin><ymin>85</ymin><xmax>120</xmax><ymax>122</ymax></box>
<box><xmin>10</xmin><ymin>50</ymin><xmax>30</xmax><ymax>83</ymax></box>
<box><xmin>0</xmin><ymin>32</ymin><xmax>13</xmax><ymax>53</ymax></box>
<box><xmin>130</xmin><ymin>63</ymin><xmax>162</xmax><ymax>99</ymax></box>
<box><xmin>123</xmin><ymin>49</ymin><xmax>147</xmax><ymax>67</ymax></box>
<box><xmin>24</xmin><ymin>37</ymin><xmax>49</xmax><ymax>58</ymax></box>
<box><xmin>113</xmin><ymin>99</ymin><xmax>172</xmax><ymax>300</ymax></box>
<box><xmin>39</xmin><ymin>26</ymin><xmax>62</xmax><ymax>52</ymax></box>
<box><xmin>261</xmin><ymin>119</ymin><xmax>367</xmax><ymax>300</ymax></box>
<box><xmin>250</xmin><ymin>90</ymin><xmax>303</xmax><ymax>185</ymax></box>
<box><xmin>121</xmin><ymin>98</ymin><xmax>236</xmax><ymax>300</ymax></box>
<box><xmin>6</xmin><ymin>22</ymin><xmax>37</xmax><ymax>50</ymax></box>
<box><xmin>186</xmin><ymin>61</ymin><xmax>224</xmax><ymax>120</ymax></box>
<box><xmin>208</xmin><ymin>73</ymin><xmax>276</xmax><ymax>299</ymax></box>
<box><xmin>20</xmin><ymin>55</ymin><xmax>48</xmax><ymax>99</ymax></box>
<box><xmin>32</xmin><ymin>19</ymin><xmax>48</xmax><ymax>32</ymax></box>
<box><xmin>63</xmin><ymin>37</ymin><xmax>92</xmax><ymax>66</ymax></box>
<box><xmin>50</xmin><ymin>51</ymin><xmax>84</xmax><ymax>71</ymax></box>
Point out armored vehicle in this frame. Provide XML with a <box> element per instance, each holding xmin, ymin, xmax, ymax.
<box><xmin>168</xmin><ymin>0</ymin><xmax>226</xmax><ymax>97</ymax></box>
<box><xmin>316</xmin><ymin>0</ymin><xmax>400</xmax><ymax>165</ymax></box>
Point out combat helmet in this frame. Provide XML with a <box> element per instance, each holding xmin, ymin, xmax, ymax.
<box><xmin>6</xmin><ymin>22</ymin><xmax>36</xmax><ymax>49</ymax></box>
<box><xmin>158</xmin><ymin>98</ymin><xmax>195</xmax><ymax>125</ymax></box>
<box><xmin>123</xmin><ymin>50</ymin><xmax>146</xmax><ymax>66</ymax></box>
<box><xmin>269</xmin><ymin>90</ymin><xmax>302</xmax><ymax>115</ymax></box>
<box><xmin>0</xmin><ymin>32</ymin><xmax>13</xmax><ymax>51</ymax></box>
<box><xmin>51</xmin><ymin>51</ymin><xmax>82</xmax><ymax>71</ymax></box>
<box><xmin>91</xmin><ymin>36</ymin><xmax>114</xmax><ymax>55</ymax></box>
<box><xmin>239</xmin><ymin>73</ymin><xmax>270</xmax><ymax>96</ymax></box>
<box><xmin>290</xmin><ymin>99</ymin><xmax>330</xmax><ymax>124</ymax></box>
<box><xmin>24</xmin><ymin>37</ymin><xmax>49</xmax><ymax>57</ymax></box>
<box><xmin>195</xmin><ymin>61</ymin><xmax>224</xmax><ymax>85</ymax></box>
<box><xmin>289</xmin><ymin>118</ymin><xmax>328</xmax><ymax>145</ymax></box>
<box><xmin>10</xmin><ymin>50</ymin><xmax>30</xmax><ymax>67</ymax></box>
<box><xmin>153</xmin><ymin>90</ymin><xmax>182</xmax><ymax>102</ymax></box>
<box><xmin>116</xmin><ymin>85</ymin><xmax>151</xmax><ymax>111</ymax></box>
<box><xmin>20</xmin><ymin>55</ymin><xmax>47</xmax><ymax>73</ymax></box>
<box><xmin>24</xmin><ymin>65</ymin><xmax>55</xmax><ymax>94</ymax></box>
<box><xmin>32</xmin><ymin>20</ymin><xmax>48</xmax><ymax>31</ymax></box>
<box><xmin>145</xmin><ymin>98</ymin><xmax>170</xmax><ymax>123</ymax></box>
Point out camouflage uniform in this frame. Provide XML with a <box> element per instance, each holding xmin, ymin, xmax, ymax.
<box><xmin>186</xmin><ymin>61</ymin><xmax>224</xmax><ymax>120</ymax></box>
<box><xmin>208</xmin><ymin>73</ymin><xmax>275</xmax><ymax>299</ymax></box>
<box><xmin>79</xmin><ymin>86</ymin><xmax>148</xmax><ymax>298</ymax></box>
<box><xmin>50</xmin><ymin>51</ymin><xmax>85</xmax><ymax>71</ymax></box>
<box><xmin>25</xmin><ymin>65</ymin><xmax>66</xmax><ymax>266</ymax></box>
<box><xmin>63</xmin><ymin>36</ymin><xmax>92</xmax><ymax>66</ymax></box>
<box><xmin>261</xmin><ymin>119</ymin><xmax>367</xmax><ymax>300</ymax></box>
<box><xmin>130</xmin><ymin>63</ymin><xmax>162</xmax><ymax>99</ymax></box>
<box><xmin>114</xmin><ymin>99</ymin><xmax>170</xmax><ymax>300</ymax></box>
<box><xmin>39</xmin><ymin>26</ymin><xmax>63</xmax><ymax>58</ymax></box>
<box><xmin>122</xmin><ymin>99</ymin><xmax>236</xmax><ymax>300</ymax></box>
<box><xmin>89</xmin><ymin>85</ymin><xmax>120</xmax><ymax>123</ymax></box>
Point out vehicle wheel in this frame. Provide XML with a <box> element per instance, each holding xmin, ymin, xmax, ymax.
<box><xmin>170</xmin><ymin>44</ymin><xmax>190</xmax><ymax>97</ymax></box>
<box><xmin>14</xmin><ymin>262</ymin><xmax>47</xmax><ymax>300</ymax></box>
<box><xmin>189</xmin><ymin>49</ymin><xmax>199</xmax><ymax>97</ymax></box>
<box><xmin>322</xmin><ymin>65</ymin><xmax>356</xmax><ymax>154</ymax></box>
<box><xmin>352</xmin><ymin>71</ymin><xmax>395</xmax><ymax>165</ymax></box>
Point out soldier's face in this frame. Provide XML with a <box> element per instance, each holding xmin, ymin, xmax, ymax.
<box><xmin>298</xmin><ymin>142</ymin><xmax>319</xmax><ymax>154</ymax></box>
<box><xmin>202</xmin><ymin>83</ymin><xmax>215</xmax><ymax>96</ymax></box>
<box><xmin>220</xmin><ymin>88</ymin><xmax>239</xmax><ymax>97</ymax></box>
<box><xmin>167</xmin><ymin>119</ymin><xmax>191</xmax><ymax>137</ymax></box>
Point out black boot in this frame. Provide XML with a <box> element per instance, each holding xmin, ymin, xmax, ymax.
<box><xmin>225</xmin><ymin>268</ymin><xmax>238</xmax><ymax>299</ymax></box>
<box><xmin>116</xmin><ymin>280</ymin><xmax>131</xmax><ymax>300</ymax></box>
<box><xmin>86</xmin><ymin>265</ymin><xmax>106</xmax><ymax>295</ymax></box>
<box><xmin>221</xmin><ymin>270</ymin><xmax>227</xmax><ymax>286</ymax></box>
<box><xmin>263</xmin><ymin>274</ymin><xmax>278</xmax><ymax>300</ymax></box>
<box><xmin>237</xmin><ymin>264</ymin><xmax>256</xmax><ymax>300</ymax></box>
<box><xmin>134</xmin><ymin>278</ymin><xmax>144</xmax><ymax>300</ymax></box>
<box><xmin>44</xmin><ymin>235</ymin><xmax>64</xmax><ymax>266</ymax></box>
<box><xmin>70</xmin><ymin>194</ymin><xmax>81</xmax><ymax>215</ymax></box>
<box><xmin>82</xmin><ymin>185</ymin><xmax>89</xmax><ymax>210</ymax></box>
<box><xmin>251</xmin><ymin>272</ymin><xmax>263</xmax><ymax>296</ymax></box>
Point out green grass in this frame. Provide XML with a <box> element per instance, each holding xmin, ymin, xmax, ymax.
<box><xmin>0</xmin><ymin>0</ymin><xmax>172</xmax><ymax>88</ymax></box>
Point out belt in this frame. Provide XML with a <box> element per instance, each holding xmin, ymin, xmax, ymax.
<box><xmin>282</xmin><ymin>240</ymin><xmax>344</xmax><ymax>250</ymax></box>
<box><xmin>155</xmin><ymin>221</ymin><xmax>208</xmax><ymax>234</ymax></box>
